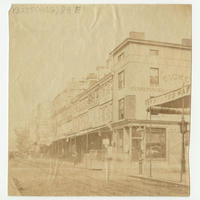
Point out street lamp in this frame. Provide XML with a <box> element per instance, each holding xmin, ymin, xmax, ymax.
<box><xmin>180</xmin><ymin>117</ymin><xmax>188</xmax><ymax>134</ymax></box>
<box><xmin>179</xmin><ymin>93</ymin><xmax>188</xmax><ymax>182</ymax></box>
<box><xmin>135</xmin><ymin>126</ymin><xmax>145</xmax><ymax>175</ymax></box>
<box><xmin>179</xmin><ymin>116</ymin><xmax>188</xmax><ymax>181</ymax></box>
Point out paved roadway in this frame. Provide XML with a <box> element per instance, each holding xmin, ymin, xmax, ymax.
<box><xmin>8</xmin><ymin>158</ymin><xmax>189</xmax><ymax>196</ymax></box>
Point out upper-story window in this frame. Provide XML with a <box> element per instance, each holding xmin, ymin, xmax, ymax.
<box><xmin>149</xmin><ymin>49</ymin><xmax>159</xmax><ymax>56</ymax></box>
<box><xmin>150</xmin><ymin>67</ymin><xmax>159</xmax><ymax>86</ymax></box>
<box><xmin>118</xmin><ymin>52</ymin><xmax>125</xmax><ymax>62</ymax></box>
<box><xmin>118</xmin><ymin>70</ymin><xmax>125</xmax><ymax>89</ymax></box>
<box><xmin>119</xmin><ymin>98</ymin><xmax>125</xmax><ymax>120</ymax></box>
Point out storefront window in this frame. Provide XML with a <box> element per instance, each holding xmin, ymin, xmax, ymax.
<box><xmin>146</xmin><ymin>128</ymin><xmax>166</xmax><ymax>159</ymax></box>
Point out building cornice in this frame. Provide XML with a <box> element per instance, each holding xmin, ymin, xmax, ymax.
<box><xmin>110</xmin><ymin>38</ymin><xmax>192</xmax><ymax>56</ymax></box>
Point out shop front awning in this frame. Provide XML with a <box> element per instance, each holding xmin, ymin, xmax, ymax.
<box><xmin>52</xmin><ymin>124</ymin><xmax>113</xmax><ymax>142</ymax></box>
<box><xmin>146</xmin><ymin>84</ymin><xmax>191</xmax><ymax>114</ymax></box>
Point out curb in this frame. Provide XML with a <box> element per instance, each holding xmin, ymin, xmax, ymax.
<box><xmin>128</xmin><ymin>174</ymin><xmax>189</xmax><ymax>188</ymax></box>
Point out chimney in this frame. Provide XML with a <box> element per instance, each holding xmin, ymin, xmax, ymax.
<box><xmin>181</xmin><ymin>38</ymin><xmax>192</xmax><ymax>47</ymax></box>
<box><xmin>86</xmin><ymin>73</ymin><xmax>98</xmax><ymax>87</ymax></box>
<box><xmin>129</xmin><ymin>32</ymin><xmax>145</xmax><ymax>40</ymax></box>
<box><xmin>96</xmin><ymin>66</ymin><xmax>109</xmax><ymax>80</ymax></box>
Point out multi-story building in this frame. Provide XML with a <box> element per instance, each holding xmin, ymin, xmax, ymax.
<box><xmin>107</xmin><ymin>32</ymin><xmax>191</xmax><ymax>168</ymax></box>
<box><xmin>70</xmin><ymin>72</ymin><xmax>113</xmax><ymax>155</ymax></box>
<box><xmin>49</xmin><ymin>71</ymin><xmax>113</xmax><ymax>158</ymax></box>
<box><xmin>41</xmin><ymin>32</ymin><xmax>191</xmax><ymax>179</ymax></box>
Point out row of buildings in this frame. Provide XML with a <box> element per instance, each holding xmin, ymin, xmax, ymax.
<box><xmin>30</xmin><ymin>32</ymin><xmax>191</xmax><ymax>171</ymax></box>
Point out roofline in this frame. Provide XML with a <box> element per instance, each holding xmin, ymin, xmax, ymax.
<box><xmin>109</xmin><ymin>38</ymin><xmax>192</xmax><ymax>56</ymax></box>
<box><xmin>71</xmin><ymin>72</ymin><xmax>113</xmax><ymax>103</ymax></box>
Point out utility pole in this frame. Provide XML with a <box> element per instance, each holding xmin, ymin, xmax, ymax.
<box><xmin>180</xmin><ymin>97</ymin><xmax>186</xmax><ymax>182</ymax></box>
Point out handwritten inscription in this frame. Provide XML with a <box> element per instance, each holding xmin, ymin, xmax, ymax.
<box><xmin>10</xmin><ymin>5</ymin><xmax>81</xmax><ymax>15</ymax></box>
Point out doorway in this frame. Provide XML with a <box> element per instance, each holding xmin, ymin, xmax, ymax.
<box><xmin>132</xmin><ymin>139</ymin><xmax>142</xmax><ymax>161</ymax></box>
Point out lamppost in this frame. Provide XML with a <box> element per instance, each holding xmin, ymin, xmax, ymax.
<box><xmin>179</xmin><ymin>95</ymin><xmax>188</xmax><ymax>182</ymax></box>
<box><xmin>180</xmin><ymin>115</ymin><xmax>187</xmax><ymax>182</ymax></box>
<box><xmin>135</xmin><ymin>126</ymin><xmax>145</xmax><ymax>175</ymax></box>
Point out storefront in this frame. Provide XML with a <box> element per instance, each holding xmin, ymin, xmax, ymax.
<box><xmin>145</xmin><ymin>84</ymin><xmax>191</xmax><ymax>182</ymax></box>
<box><xmin>111</xmin><ymin>120</ymin><xmax>174</xmax><ymax>162</ymax></box>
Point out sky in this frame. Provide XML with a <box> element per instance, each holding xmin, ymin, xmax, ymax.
<box><xmin>9</xmin><ymin>4</ymin><xmax>191</xmax><ymax>133</ymax></box>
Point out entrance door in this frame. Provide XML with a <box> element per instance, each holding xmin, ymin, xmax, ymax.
<box><xmin>131</xmin><ymin>139</ymin><xmax>142</xmax><ymax>161</ymax></box>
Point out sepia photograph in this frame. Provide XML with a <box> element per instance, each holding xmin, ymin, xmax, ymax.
<box><xmin>8</xmin><ymin>4</ymin><xmax>191</xmax><ymax>196</ymax></box>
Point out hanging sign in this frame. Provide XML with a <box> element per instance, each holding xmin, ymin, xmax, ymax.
<box><xmin>145</xmin><ymin>84</ymin><xmax>191</xmax><ymax>108</ymax></box>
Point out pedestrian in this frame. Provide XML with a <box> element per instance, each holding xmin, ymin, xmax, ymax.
<box><xmin>72</xmin><ymin>150</ymin><xmax>78</xmax><ymax>167</ymax></box>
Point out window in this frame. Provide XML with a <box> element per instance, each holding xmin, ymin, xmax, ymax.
<box><xmin>118</xmin><ymin>70</ymin><xmax>125</xmax><ymax>89</ymax></box>
<box><xmin>146</xmin><ymin>128</ymin><xmax>166</xmax><ymax>159</ymax></box>
<box><xmin>149</xmin><ymin>49</ymin><xmax>159</xmax><ymax>56</ymax></box>
<box><xmin>150</xmin><ymin>67</ymin><xmax>159</xmax><ymax>86</ymax></box>
<box><xmin>119</xmin><ymin>98</ymin><xmax>125</xmax><ymax>120</ymax></box>
<box><xmin>118</xmin><ymin>52</ymin><xmax>125</xmax><ymax>61</ymax></box>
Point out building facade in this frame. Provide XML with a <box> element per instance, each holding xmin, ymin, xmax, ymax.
<box><xmin>106</xmin><ymin>32</ymin><xmax>191</xmax><ymax>165</ymax></box>
<box><xmin>35</xmin><ymin>32</ymin><xmax>191</xmax><ymax>177</ymax></box>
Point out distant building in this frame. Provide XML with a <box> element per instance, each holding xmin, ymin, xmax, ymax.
<box><xmin>34</xmin><ymin>102</ymin><xmax>54</xmax><ymax>146</ymax></box>
<box><xmin>14</xmin><ymin>127</ymin><xmax>30</xmax><ymax>153</ymax></box>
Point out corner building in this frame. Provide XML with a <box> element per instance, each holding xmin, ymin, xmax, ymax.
<box><xmin>49</xmin><ymin>32</ymin><xmax>191</xmax><ymax>181</ymax></box>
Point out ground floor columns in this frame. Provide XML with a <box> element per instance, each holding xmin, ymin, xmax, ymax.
<box><xmin>86</xmin><ymin>133</ymin><xmax>88</xmax><ymax>153</ymax></box>
<box><xmin>112</xmin><ymin>129</ymin><xmax>117</xmax><ymax>156</ymax></box>
<box><xmin>129</xmin><ymin>126</ymin><xmax>132</xmax><ymax>158</ymax></box>
<box><xmin>123</xmin><ymin>127</ymin><xmax>129</xmax><ymax>160</ymax></box>
<box><xmin>111</xmin><ymin>126</ymin><xmax>133</xmax><ymax>160</ymax></box>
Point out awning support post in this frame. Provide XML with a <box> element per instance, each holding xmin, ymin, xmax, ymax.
<box><xmin>149</xmin><ymin>108</ymin><xmax>152</xmax><ymax>177</ymax></box>
<box><xmin>180</xmin><ymin>97</ymin><xmax>186</xmax><ymax>182</ymax></box>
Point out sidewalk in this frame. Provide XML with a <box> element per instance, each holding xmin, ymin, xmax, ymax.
<box><xmin>25</xmin><ymin>157</ymin><xmax>189</xmax><ymax>187</ymax></box>
<box><xmin>79</xmin><ymin>157</ymin><xmax>189</xmax><ymax>186</ymax></box>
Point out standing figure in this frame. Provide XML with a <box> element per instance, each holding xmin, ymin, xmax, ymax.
<box><xmin>72</xmin><ymin>150</ymin><xmax>78</xmax><ymax>167</ymax></box>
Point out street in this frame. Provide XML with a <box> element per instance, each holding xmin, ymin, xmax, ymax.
<box><xmin>8</xmin><ymin>158</ymin><xmax>189</xmax><ymax>196</ymax></box>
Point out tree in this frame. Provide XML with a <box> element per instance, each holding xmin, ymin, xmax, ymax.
<box><xmin>15</xmin><ymin>128</ymin><xmax>30</xmax><ymax>154</ymax></box>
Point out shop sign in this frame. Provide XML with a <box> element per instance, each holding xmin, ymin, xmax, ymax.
<box><xmin>146</xmin><ymin>84</ymin><xmax>190</xmax><ymax>108</ymax></box>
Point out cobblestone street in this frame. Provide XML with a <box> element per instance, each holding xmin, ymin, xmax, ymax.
<box><xmin>8</xmin><ymin>158</ymin><xmax>189</xmax><ymax>196</ymax></box>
